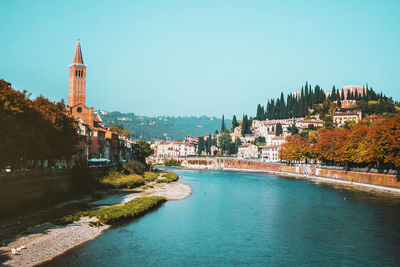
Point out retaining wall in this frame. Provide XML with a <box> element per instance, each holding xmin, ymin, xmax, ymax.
<box><xmin>224</xmin><ymin>159</ymin><xmax>400</xmax><ymax>189</ymax></box>
<box><xmin>0</xmin><ymin>167</ymin><xmax>108</xmax><ymax>218</ymax></box>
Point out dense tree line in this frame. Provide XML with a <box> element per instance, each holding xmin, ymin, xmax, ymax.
<box><xmin>264</xmin><ymin>82</ymin><xmax>326</xmax><ymax>119</ymax></box>
<box><xmin>280</xmin><ymin>114</ymin><xmax>400</xmax><ymax>169</ymax></box>
<box><xmin>0</xmin><ymin>79</ymin><xmax>78</xmax><ymax>170</ymax></box>
<box><xmin>257</xmin><ymin>82</ymin><xmax>396</xmax><ymax>121</ymax></box>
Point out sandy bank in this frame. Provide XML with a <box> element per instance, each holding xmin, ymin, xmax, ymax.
<box><xmin>0</xmin><ymin>181</ymin><xmax>191</xmax><ymax>267</ymax></box>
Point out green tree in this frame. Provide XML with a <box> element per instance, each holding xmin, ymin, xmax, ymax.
<box><xmin>197</xmin><ymin>137</ymin><xmax>205</xmax><ymax>155</ymax></box>
<box><xmin>241</xmin><ymin>115</ymin><xmax>248</xmax><ymax>136</ymax></box>
<box><xmin>134</xmin><ymin>141</ymin><xmax>153</xmax><ymax>165</ymax></box>
<box><xmin>276</xmin><ymin>123</ymin><xmax>283</xmax><ymax>136</ymax></box>
<box><xmin>221</xmin><ymin>114</ymin><xmax>226</xmax><ymax>133</ymax></box>
<box><xmin>206</xmin><ymin>134</ymin><xmax>212</xmax><ymax>155</ymax></box>
<box><xmin>288</xmin><ymin>123</ymin><xmax>299</xmax><ymax>134</ymax></box>
<box><xmin>231</xmin><ymin>115</ymin><xmax>239</xmax><ymax>131</ymax></box>
<box><xmin>323</xmin><ymin>115</ymin><xmax>334</xmax><ymax>129</ymax></box>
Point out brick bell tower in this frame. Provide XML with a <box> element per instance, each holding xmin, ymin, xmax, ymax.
<box><xmin>68</xmin><ymin>40</ymin><xmax>87</xmax><ymax>107</ymax></box>
<box><xmin>68</xmin><ymin>40</ymin><xmax>94</xmax><ymax>127</ymax></box>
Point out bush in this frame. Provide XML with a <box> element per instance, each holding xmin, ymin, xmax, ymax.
<box><xmin>144</xmin><ymin>171</ymin><xmax>159</xmax><ymax>182</ymax></box>
<box><xmin>61</xmin><ymin>196</ymin><xmax>166</xmax><ymax>225</ymax></box>
<box><xmin>163</xmin><ymin>158</ymin><xmax>181</xmax><ymax>167</ymax></box>
<box><xmin>122</xmin><ymin>160</ymin><xmax>147</xmax><ymax>175</ymax></box>
<box><xmin>101</xmin><ymin>171</ymin><xmax>145</xmax><ymax>188</ymax></box>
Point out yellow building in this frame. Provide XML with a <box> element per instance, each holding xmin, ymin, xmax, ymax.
<box><xmin>333</xmin><ymin>111</ymin><xmax>362</xmax><ymax>127</ymax></box>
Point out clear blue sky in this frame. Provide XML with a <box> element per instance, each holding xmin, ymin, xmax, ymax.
<box><xmin>1</xmin><ymin>0</ymin><xmax>399</xmax><ymax>118</ymax></box>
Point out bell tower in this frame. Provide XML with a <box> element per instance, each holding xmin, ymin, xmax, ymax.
<box><xmin>68</xmin><ymin>40</ymin><xmax>87</xmax><ymax>107</ymax></box>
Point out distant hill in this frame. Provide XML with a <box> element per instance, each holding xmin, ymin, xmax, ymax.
<box><xmin>98</xmin><ymin>111</ymin><xmax>230</xmax><ymax>141</ymax></box>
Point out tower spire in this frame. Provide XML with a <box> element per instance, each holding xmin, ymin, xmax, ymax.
<box><xmin>68</xmin><ymin>40</ymin><xmax>87</xmax><ymax>107</ymax></box>
<box><xmin>73</xmin><ymin>40</ymin><xmax>84</xmax><ymax>64</ymax></box>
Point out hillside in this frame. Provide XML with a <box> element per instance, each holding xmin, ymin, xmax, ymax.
<box><xmin>98</xmin><ymin>111</ymin><xmax>230</xmax><ymax>141</ymax></box>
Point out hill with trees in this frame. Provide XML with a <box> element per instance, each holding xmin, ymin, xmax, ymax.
<box><xmin>99</xmin><ymin>111</ymin><xmax>231</xmax><ymax>141</ymax></box>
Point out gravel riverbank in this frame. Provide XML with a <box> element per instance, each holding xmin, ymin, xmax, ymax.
<box><xmin>0</xmin><ymin>181</ymin><xmax>192</xmax><ymax>267</ymax></box>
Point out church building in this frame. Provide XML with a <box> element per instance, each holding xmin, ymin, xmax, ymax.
<box><xmin>67</xmin><ymin>41</ymin><xmax>106</xmax><ymax>160</ymax></box>
<box><xmin>67</xmin><ymin>40</ymin><xmax>95</xmax><ymax>127</ymax></box>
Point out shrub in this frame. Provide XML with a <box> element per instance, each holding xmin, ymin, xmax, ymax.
<box><xmin>122</xmin><ymin>160</ymin><xmax>147</xmax><ymax>175</ymax></box>
<box><xmin>163</xmin><ymin>158</ymin><xmax>181</xmax><ymax>167</ymax></box>
<box><xmin>101</xmin><ymin>172</ymin><xmax>145</xmax><ymax>188</ymax></box>
<box><xmin>144</xmin><ymin>171</ymin><xmax>159</xmax><ymax>182</ymax></box>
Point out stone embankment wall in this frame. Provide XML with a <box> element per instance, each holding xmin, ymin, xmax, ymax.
<box><xmin>178</xmin><ymin>157</ymin><xmax>400</xmax><ymax>189</ymax></box>
<box><xmin>0</xmin><ymin>167</ymin><xmax>109</xmax><ymax>218</ymax></box>
<box><xmin>223</xmin><ymin>159</ymin><xmax>400</xmax><ymax>189</ymax></box>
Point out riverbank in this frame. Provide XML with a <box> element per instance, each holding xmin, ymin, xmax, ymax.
<box><xmin>174</xmin><ymin>157</ymin><xmax>400</xmax><ymax>194</ymax></box>
<box><xmin>224</xmin><ymin>167</ymin><xmax>400</xmax><ymax>195</ymax></box>
<box><xmin>0</xmin><ymin>181</ymin><xmax>191</xmax><ymax>267</ymax></box>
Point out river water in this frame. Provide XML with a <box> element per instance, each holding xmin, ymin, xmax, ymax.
<box><xmin>45</xmin><ymin>169</ymin><xmax>400</xmax><ymax>266</ymax></box>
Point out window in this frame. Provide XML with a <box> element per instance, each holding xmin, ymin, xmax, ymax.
<box><xmin>77</xmin><ymin>107</ymin><xmax>82</xmax><ymax>113</ymax></box>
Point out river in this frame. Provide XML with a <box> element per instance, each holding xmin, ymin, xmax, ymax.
<box><xmin>44</xmin><ymin>169</ymin><xmax>400</xmax><ymax>266</ymax></box>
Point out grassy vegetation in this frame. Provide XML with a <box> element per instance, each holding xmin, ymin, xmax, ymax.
<box><xmin>156</xmin><ymin>171</ymin><xmax>179</xmax><ymax>183</ymax></box>
<box><xmin>100</xmin><ymin>160</ymin><xmax>179</xmax><ymax>189</ymax></box>
<box><xmin>61</xmin><ymin>196</ymin><xmax>166</xmax><ymax>225</ymax></box>
<box><xmin>144</xmin><ymin>171</ymin><xmax>159</xmax><ymax>182</ymax></box>
<box><xmin>101</xmin><ymin>169</ymin><xmax>145</xmax><ymax>189</ymax></box>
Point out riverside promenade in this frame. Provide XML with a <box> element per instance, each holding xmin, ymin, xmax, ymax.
<box><xmin>157</xmin><ymin>157</ymin><xmax>400</xmax><ymax>193</ymax></box>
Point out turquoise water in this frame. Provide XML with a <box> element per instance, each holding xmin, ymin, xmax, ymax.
<box><xmin>46</xmin><ymin>169</ymin><xmax>400</xmax><ymax>266</ymax></box>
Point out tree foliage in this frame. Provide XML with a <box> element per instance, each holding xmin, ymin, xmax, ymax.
<box><xmin>134</xmin><ymin>141</ymin><xmax>153</xmax><ymax>165</ymax></box>
<box><xmin>280</xmin><ymin>114</ymin><xmax>400</xmax><ymax>169</ymax></box>
<box><xmin>0</xmin><ymin>80</ymin><xmax>78</xmax><ymax>170</ymax></box>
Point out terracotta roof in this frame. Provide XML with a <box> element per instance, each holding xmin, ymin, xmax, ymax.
<box><xmin>239</xmin><ymin>144</ymin><xmax>250</xmax><ymax>147</ymax></box>
<box><xmin>93</xmin><ymin>116</ymin><xmax>102</xmax><ymax>123</ymax></box>
<box><xmin>90</xmin><ymin>126</ymin><xmax>106</xmax><ymax>132</ymax></box>
<box><xmin>334</xmin><ymin>112</ymin><xmax>359</xmax><ymax>116</ymax></box>
<box><xmin>272</xmin><ymin>136</ymin><xmax>285</xmax><ymax>140</ymax></box>
<box><xmin>263</xmin><ymin>145</ymin><xmax>280</xmax><ymax>149</ymax></box>
<box><xmin>73</xmin><ymin>41</ymin><xmax>84</xmax><ymax>64</ymax></box>
<box><xmin>298</xmin><ymin>119</ymin><xmax>323</xmax><ymax>123</ymax></box>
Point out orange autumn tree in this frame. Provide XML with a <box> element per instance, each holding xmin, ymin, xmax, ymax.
<box><xmin>345</xmin><ymin>123</ymin><xmax>376</xmax><ymax>166</ymax></box>
<box><xmin>280</xmin><ymin>135</ymin><xmax>312</xmax><ymax>163</ymax></box>
<box><xmin>371</xmin><ymin>114</ymin><xmax>400</xmax><ymax>168</ymax></box>
<box><xmin>314</xmin><ymin>128</ymin><xmax>350</xmax><ymax>165</ymax></box>
<box><xmin>280</xmin><ymin>114</ymin><xmax>400</xmax><ymax>169</ymax></box>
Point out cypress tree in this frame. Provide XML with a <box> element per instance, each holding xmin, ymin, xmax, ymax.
<box><xmin>276</xmin><ymin>123</ymin><xmax>283</xmax><ymax>136</ymax></box>
<box><xmin>198</xmin><ymin>137</ymin><xmax>205</xmax><ymax>155</ymax></box>
<box><xmin>241</xmin><ymin>115</ymin><xmax>247</xmax><ymax>136</ymax></box>
<box><xmin>231</xmin><ymin>115</ymin><xmax>238</xmax><ymax>131</ymax></box>
<box><xmin>256</xmin><ymin>104</ymin><xmax>263</xmax><ymax>120</ymax></box>
<box><xmin>206</xmin><ymin>134</ymin><xmax>212</xmax><ymax>155</ymax></box>
<box><xmin>221</xmin><ymin>115</ymin><xmax>226</xmax><ymax>133</ymax></box>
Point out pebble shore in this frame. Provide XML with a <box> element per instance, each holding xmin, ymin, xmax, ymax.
<box><xmin>1</xmin><ymin>181</ymin><xmax>192</xmax><ymax>267</ymax></box>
